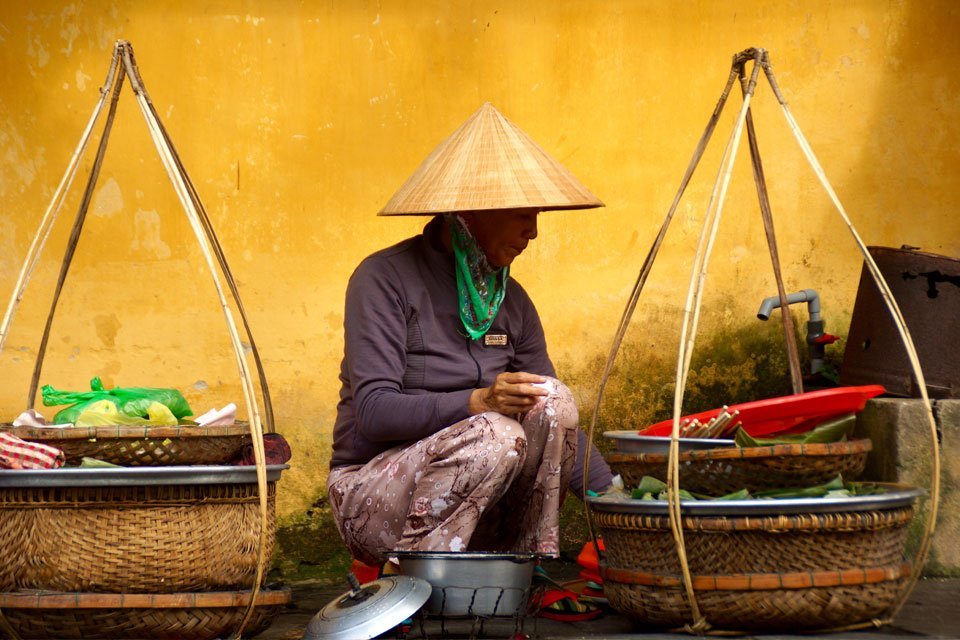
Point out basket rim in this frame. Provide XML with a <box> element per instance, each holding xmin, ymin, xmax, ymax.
<box><xmin>601</xmin><ymin>563</ymin><xmax>910</xmax><ymax>591</ymax></box>
<box><xmin>0</xmin><ymin>587</ymin><xmax>291</xmax><ymax>609</ymax></box>
<box><xmin>604</xmin><ymin>438</ymin><xmax>872</xmax><ymax>463</ymax></box>
<box><xmin>0</xmin><ymin>423</ymin><xmax>252</xmax><ymax>440</ymax></box>
<box><xmin>589</xmin><ymin>498</ymin><xmax>918</xmax><ymax>521</ymax></box>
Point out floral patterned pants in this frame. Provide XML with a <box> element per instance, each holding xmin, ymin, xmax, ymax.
<box><xmin>327</xmin><ymin>377</ymin><xmax>578</xmax><ymax>565</ymax></box>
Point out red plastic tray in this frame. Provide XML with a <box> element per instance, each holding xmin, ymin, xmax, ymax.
<box><xmin>638</xmin><ymin>385</ymin><xmax>885</xmax><ymax>438</ymax></box>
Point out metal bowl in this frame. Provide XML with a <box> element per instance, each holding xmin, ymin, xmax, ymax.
<box><xmin>392</xmin><ymin>551</ymin><xmax>537</xmax><ymax>618</ymax></box>
<box><xmin>603</xmin><ymin>431</ymin><xmax>735</xmax><ymax>454</ymax></box>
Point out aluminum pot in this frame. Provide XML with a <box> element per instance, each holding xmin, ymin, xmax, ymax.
<box><xmin>392</xmin><ymin>551</ymin><xmax>537</xmax><ymax>618</ymax></box>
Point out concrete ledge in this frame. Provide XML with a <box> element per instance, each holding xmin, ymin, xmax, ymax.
<box><xmin>854</xmin><ymin>398</ymin><xmax>959</xmax><ymax>576</ymax></box>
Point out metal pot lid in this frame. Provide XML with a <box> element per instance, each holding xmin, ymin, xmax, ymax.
<box><xmin>303</xmin><ymin>574</ymin><xmax>431</xmax><ymax>640</ymax></box>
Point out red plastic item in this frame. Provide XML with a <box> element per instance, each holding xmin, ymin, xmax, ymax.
<box><xmin>576</xmin><ymin>539</ymin><xmax>605</xmax><ymax>584</ymax></box>
<box><xmin>638</xmin><ymin>385</ymin><xmax>885</xmax><ymax>438</ymax></box>
<box><xmin>350</xmin><ymin>558</ymin><xmax>381</xmax><ymax>584</ymax></box>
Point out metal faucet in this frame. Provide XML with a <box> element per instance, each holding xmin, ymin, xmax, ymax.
<box><xmin>757</xmin><ymin>289</ymin><xmax>838</xmax><ymax>375</ymax></box>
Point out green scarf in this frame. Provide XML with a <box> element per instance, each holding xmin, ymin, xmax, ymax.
<box><xmin>446</xmin><ymin>214</ymin><xmax>508</xmax><ymax>340</ymax></box>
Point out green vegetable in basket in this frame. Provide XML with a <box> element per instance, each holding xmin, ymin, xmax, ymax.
<box><xmin>630</xmin><ymin>476</ymin><xmax>699</xmax><ymax>501</ymax></box>
<box><xmin>42</xmin><ymin>377</ymin><xmax>192</xmax><ymax>424</ymax></box>
<box><xmin>734</xmin><ymin>413</ymin><xmax>855</xmax><ymax>448</ymax></box>
<box><xmin>753</xmin><ymin>475</ymin><xmax>847</xmax><ymax>499</ymax></box>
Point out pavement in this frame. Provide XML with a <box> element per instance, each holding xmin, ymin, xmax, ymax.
<box><xmin>257</xmin><ymin>559</ymin><xmax>959</xmax><ymax>640</ymax></box>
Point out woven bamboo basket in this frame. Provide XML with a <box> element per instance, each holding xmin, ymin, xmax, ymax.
<box><xmin>0</xmin><ymin>423</ymin><xmax>251</xmax><ymax>466</ymax></box>
<box><xmin>0</xmin><ymin>41</ymin><xmax>282</xmax><ymax>638</ymax></box>
<box><xmin>605</xmin><ymin>439</ymin><xmax>871</xmax><ymax>496</ymax></box>
<box><xmin>581</xmin><ymin>48</ymin><xmax>941</xmax><ymax>634</ymax></box>
<box><xmin>0</xmin><ymin>588</ymin><xmax>290</xmax><ymax>640</ymax></box>
<box><xmin>0</xmin><ymin>476</ymin><xmax>279</xmax><ymax>593</ymax></box>
<box><xmin>592</xmin><ymin>505</ymin><xmax>914</xmax><ymax>630</ymax></box>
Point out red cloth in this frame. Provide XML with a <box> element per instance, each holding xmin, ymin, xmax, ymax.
<box><xmin>231</xmin><ymin>433</ymin><xmax>292</xmax><ymax>466</ymax></box>
<box><xmin>0</xmin><ymin>432</ymin><xmax>65</xmax><ymax>470</ymax></box>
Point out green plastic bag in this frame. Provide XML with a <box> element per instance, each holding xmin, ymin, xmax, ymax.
<box><xmin>42</xmin><ymin>377</ymin><xmax>192</xmax><ymax>424</ymax></box>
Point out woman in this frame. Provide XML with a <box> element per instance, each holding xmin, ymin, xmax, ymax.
<box><xmin>327</xmin><ymin>103</ymin><xmax>612</xmax><ymax>566</ymax></box>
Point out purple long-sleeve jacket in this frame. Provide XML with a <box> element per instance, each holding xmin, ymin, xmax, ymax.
<box><xmin>330</xmin><ymin>216</ymin><xmax>612</xmax><ymax>498</ymax></box>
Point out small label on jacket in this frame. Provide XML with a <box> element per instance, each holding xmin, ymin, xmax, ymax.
<box><xmin>484</xmin><ymin>333</ymin><xmax>508</xmax><ymax>347</ymax></box>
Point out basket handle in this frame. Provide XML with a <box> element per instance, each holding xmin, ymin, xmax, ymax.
<box><xmin>583</xmin><ymin>47</ymin><xmax>941</xmax><ymax>634</ymax></box>
<box><xmin>118</xmin><ymin>41</ymin><xmax>271</xmax><ymax>638</ymax></box>
<box><xmin>0</xmin><ymin>41</ymin><xmax>274</xmax><ymax>640</ymax></box>
<box><xmin>582</xmin><ymin>49</ymin><xmax>747</xmax><ymax>634</ymax></box>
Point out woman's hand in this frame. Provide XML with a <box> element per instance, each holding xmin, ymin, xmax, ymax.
<box><xmin>468</xmin><ymin>372</ymin><xmax>550</xmax><ymax>416</ymax></box>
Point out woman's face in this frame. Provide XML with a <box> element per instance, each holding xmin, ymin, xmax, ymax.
<box><xmin>461</xmin><ymin>209</ymin><xmax>540</xmax><ymax>268</ymax></box>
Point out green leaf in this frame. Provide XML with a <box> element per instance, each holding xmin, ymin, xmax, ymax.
<box><xmin>734</xmin><ymin>414</ymin><xmax>855</xmax><ymax>447</ymax></box>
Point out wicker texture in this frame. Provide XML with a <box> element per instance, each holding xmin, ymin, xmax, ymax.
<box><xmin>593</xmin><ymin>506</ymin><xmax>913</xmax><ymax>630</ymax></box>
<box><xmin>0</xmin><ymin>483</ymin><xmax>276</xmax><ymax>593</ymax></box>
<box><xmin>379</xmin><ymin>103</ymin><xmax>602</xmax><ymax>215</ymax></box>
<box><xmin>603</xmin><ymin>568</ymin><xmax>906</xmax><ymax>630</ymax></box>
<box><xmin>1</xmin><ymin>424</ymin><xmax>250</xmax><ymax>466</ymax></box>
<box><xmin>605</xmin><ymin>439</ymin><xmax>871</xmax><ymax>495</ymax></box>
<box><xmin>2</xmin><ymin>608</ymin><xmax>279</xmax><ymax>640</ymax></box>
<box><xmin>594</xmin><ymin>507</ymin><xmax>912</xmax><ymax>575</ymax></box>
<box><xmin>0</xmin><ymin>589</ymin><xmax>290</xmax><ymax>639</ymax></box>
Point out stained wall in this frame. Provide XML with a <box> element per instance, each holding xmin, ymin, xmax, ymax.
<box><xmin>1</xmin><ymin>1</ymin><xmax>958</xmax><ymax>524</ymax></box>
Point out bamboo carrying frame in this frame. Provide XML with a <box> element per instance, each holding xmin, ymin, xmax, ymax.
<box><xmin>0</xmin><ymin>41</ymin><xmax>275</xmax><ymax>639</ymax></box>
<box><xmin>583</xmin><ymin>47</ymin><xmax>942</xmax><ymax>634</ymax></box>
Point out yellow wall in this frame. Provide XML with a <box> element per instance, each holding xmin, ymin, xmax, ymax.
<box><xmin>2</xmin><ymin>0</ymin><xmax>959</xmax><ymax>518</ymax></box>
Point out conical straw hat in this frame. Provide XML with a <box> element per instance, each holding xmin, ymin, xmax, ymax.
<box><xmin>379</xmin><ymin>103</ymin><xmax>603</xmax><ymax>215</ymax></box>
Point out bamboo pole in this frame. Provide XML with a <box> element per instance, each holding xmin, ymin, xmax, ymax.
<box><xmin>666</xmin><ymin>52</ymin><xmax>762</xmax><ymax>634</ymax></box>
<box><xmin>27</xmin><ymin>60</ymin><xmax>127</xmax><ymax>407</ymax></box>
<box><xmin>582</xmin><ymin>66</ymin><xmax>741</xmax><ymax>559</ymax></box>
<box><xmin>0</xmin><ymin>40</ymin><xmax>275</xmax><ymax>640</ymax></box>
<box><xmin>0</xmin><ymin>43</ymin><xmax>127</xmax><ymax>640</ymax></box>
<box><xmin>736</xmin><ymin>59</ymin><xmax>804</xmax><ymax>394</ymax></box>
<box><xmin>762</xmin><ymin>58</ymin><xmax>939</xmax><ymax>621</ymax></box>
<box><xmin>0</xmin><ymin>47</ymin><xmax>121</xmax><ymax>357</ymax></box>
<box><xmin>117</xmin><ymin>42</ymin><xmax>269</xmax><ymax>638</ymax></box>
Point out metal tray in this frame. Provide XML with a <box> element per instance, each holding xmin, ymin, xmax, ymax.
<box><xmin>587</xmin><ymin>483</ymin><xmax>923</xmax><ymax>516</ymax></box>
<box><xmin>603</xmin><ymin>431</ymin><xmax>735</xmax><ymax>454</ymax></box>
<box><xmin>0</xmin><ymin>464</ymin><xmax>289</xmax><ymax>488</ymax></box>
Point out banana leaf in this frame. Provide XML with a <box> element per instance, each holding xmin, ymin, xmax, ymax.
<box><xmin>734</xmin><ymin>413</ymin><xmax>856</xmax><ymax>447</ymax></box>
<box><xmin>753</xmin><ymin>475</ymin><xmax>846</xmax><ymax>499</ymax></box>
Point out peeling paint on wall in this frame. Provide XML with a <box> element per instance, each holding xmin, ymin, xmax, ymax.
<box><xmin>132</xmin><ymin>209</ymin><xmax>172</xmax><ymax>258</ymax></box>
<box><xmin>92</xmin><ymin>177</ymin><xmax>123</xmax><ymax>218</ymax></box>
